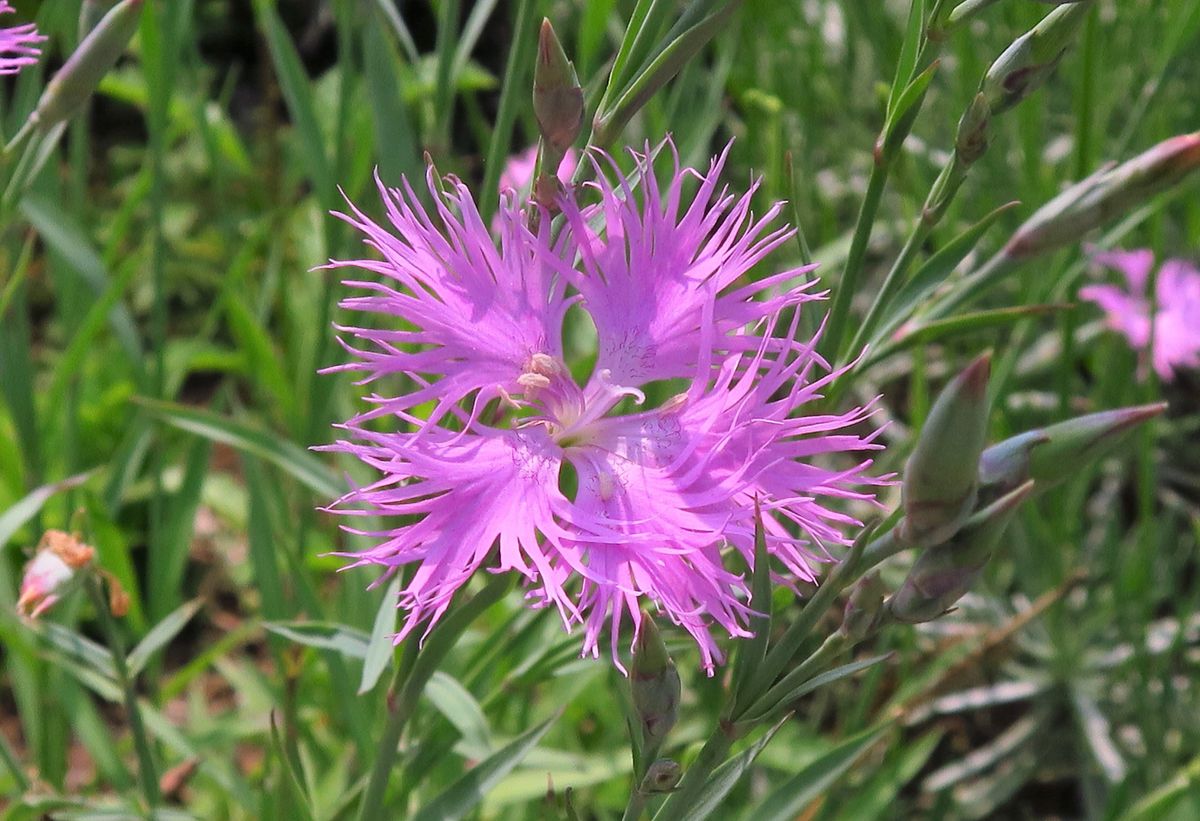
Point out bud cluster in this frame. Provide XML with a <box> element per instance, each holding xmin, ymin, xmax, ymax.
<box><xmin>888</xmin><ymin>357</ymin><xmax>1165</xmax><ymax>623</ymax></box>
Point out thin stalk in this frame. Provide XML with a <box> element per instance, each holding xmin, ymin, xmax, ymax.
<box><xmin>87</xmin><ymin>577</ymin><xmax>160</xmax><ymax>812</ymax></box>
<box><xmin>478</xmin><ymin>0</ymin><xmax>539</xmax><ymax>220</ymax></box>
<box><xmin>746</xmin><ymin>527</ymin><xmax>902</xmax><ymax>705</ymax></box>
<box><xmin>355</xmin><ymin>654</ymin><xmax>420</xmax><ymax>821</ymax></box>
<box><xmin>355</xmin><ymin>576</ymin><xmax>511</xmax><ymax>819</ymax></box>
<box><xmin>822</xmin><ymin>158</ymin><xmax>890</xmax><ymax>361</ymax></box>
<box><xmin>432</xmin><ymin>0</ymin><xmax>461</xmax><ymax>153</ymax></box>
<box><xmin>621</xmin><ymin>735</ymin><xmax>663</xmax><ymax>821</ymax></box>
<box><xmin>653</xmin><ymin>728</ymin><xmax>735</xmax><ymax>821</ymax></box>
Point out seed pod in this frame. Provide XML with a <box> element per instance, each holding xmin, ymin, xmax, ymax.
<box><xmin>630</xmin><ymin>617</ymin><xmax>681</xmax><ymax>744</ymax></box>
<box><xmin>888</xmin><ymin>481</ymin><xmax>1035</xmax><ymax>624</ymax></box>
<box><xmin>901</xmin><ymin>353</ymin><xmax>992</xmax><ymax>546</ymax></box>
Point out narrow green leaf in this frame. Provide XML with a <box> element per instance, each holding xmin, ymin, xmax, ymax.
<box><xmin>886</xmin><ymin>0</ymin><xmax>926</xmax><ymax>118</ymax></box>
<box><xmin>731</xmin><ymin>500</ymin><xmax>772</xmax><ymax>709</ymax></box>
<box><xmin>755</xmin><ymin>725</ymin><xmax>889</xmax><ymax>821</ymax></box>
<box><xmin>411</xmin><ymin>715</ymin><xmax>557</xmax><ymax>821</ymax></box>
<box><xmin>134</xmin><ymin>398</ymin><xmax>342</xmax><ymax>499</ymax></box>
<box><xmin>148</xmin><ymin>437</ymin><xmax>210</xmax><ymax>620</ymax></box>
<box><xmin>126</xmin><ymin>599</ymin><xmax>203</xmax><ymax>677</ymax></box>
<box><xmin>363</xmin><ymin>19</ymin><xmax>421</xmax><ymax>187</ymax></box>
<box><xmin>21</xmin><ymin>194</ymin><xmax>143</xmax><ymax>366</ymax></box>
<box><xmin>426</xmin><ymin>671</ymin><xmax>493</xmax><ymax>755</ymax></box>
<box><xmin>0</xmin><ymin>471</ymin><xmax>96</xmax><ymax>550</ymax></box>
<box><xmin>871</xmin><ymin>201</ymin><xmax>1021</xmax><ymax>348</ymax></box>
<box><xmin>28</xmin><ymin>621</ymin><xmax>117</xmax><ymax>681</ymax></box>
<box><xmin>741</xmin><ymin>654</ymin><xmax>893</xmax><ymax>725</ymax></box>
<box><xmin>268</xmin><ymin>710</ymin><xmax>316</xmax><ymax>821</ymax></box>
<box><xmin>676</xmin><ymin>720</ymin><xmax>786</xmax><ymax>821</ymax></box>
<box><xmin>886</xmin><ymin>304</ymin><xmax>1071</xmax><ymax>355</ymax></box>
<box><xmin>359</xmin><ymin>574</ymin><xmax>401</xmax><ymax>694</ymax></box>
<box><xmin>252</xmin><ymin>0</ymin><xmax>334</xmax><ymax>205</ymax></box>
<box><xmin>264</xmin><ymin>622</ymin><xmax>371</xmax><ymax>659</ymax></box>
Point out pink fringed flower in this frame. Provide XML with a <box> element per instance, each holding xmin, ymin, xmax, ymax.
<box><xmin>1080</xmin><ymin>248</ymin><xmax>1200</xmax><ymax>380</ymax></box>
<box><xmin>498</xmin><ymin>144</ymin><xmax>578</xmax><ymax>194</ymax></box>
<box><xmin>323</xmin><ymin>144</ymin><xmax>884</xmax><ymax>672</ymax></box>
<box><xmin>0</xmin><ymin>2</ymin><xmax>43</xmax><ymax>75</ymax></box>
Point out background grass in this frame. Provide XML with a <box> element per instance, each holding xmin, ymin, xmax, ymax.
<box><xmin>1</xmin><ymin>0</ymin><xmax>1198</xmax><ymax>818</ymax></box>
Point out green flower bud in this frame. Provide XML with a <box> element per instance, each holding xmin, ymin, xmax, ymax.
<box><xmin>630</xmin><ymin>618</ymin><xmax>680</xmax><ymax>744</ymax></box>
<box><xmin>839</xmin><ymin>572</ymin><xmax>888</xmax><ymax>641</ymax></box>
<box><xmin>979</xmin><ymin>404</ymin><xmax>1166</xmax><ymax>497</ymax></box>
<box><xmin>639</xmin><ymin>759</ymin><xmax>682</xmax><ymax>794</ymax></box>
<box><xmin>34</xmin><ymin>0</ymin><xmax>144</xmax><ymax>132</ymax></box>
<box><xmin>901</xmin><ymin>353</ymin><xmax>992</xmax><ymax>546</ymax></box>
<box><xmin>533</xmin><ymin>19</ymin><xmax>583</xmax><ymax>156</ymax></box>
<box><xmin>979</xmin><ymin>3</ymin><xmax>1092</xmax><ymax>116</ymax></box>
<box><xmin>888</xmin><ymin>481</ymin><xmax>1035</xmax><ymax>624</ymax></box>
<box><xmin>955</xmin><ymin>92</ymin><xmax>991</xmax><ymax>166</ymax></box>
<box><xmin>1005</xmin><ymin>133</ymin><xmax>1200</xmax><ymax>259</ymax></box>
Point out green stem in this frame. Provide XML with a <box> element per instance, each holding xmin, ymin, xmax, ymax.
<box><xmin>819</xmin><ymin>158</ymin><xmax>889</xmax><ymax>361</ymax></box>
<box><xmin>478</xmin><ymin>0</ymin><xmax>539</xmax><ymax>221</ymax></box>
<box><xmin>87</xmin><ymin>577</ymin><xmax>159</xmax><ymax>813</ymax></box>
<box><xmin>356</xmin><ymin>576</ymin><xmax>512</xmax><ymax>819</ymax></box>
<box><xmin>653</xmin><ymin>729</ymin><xmax>735</xmax><ymax>821</ymax></box>
<box><xmin>744</xmin><ymin>527</ymin><xmax>902</xmax><ymax>705</ymax></box>
<box><xmin>621</xmin><ymin>732</ymin><xmax>664</xmax><ymax>821</ymax></box>
<box><xmin>356</xmin><ymin>658</ymin><xmax>420</xmax><ymax>821</ymax></box>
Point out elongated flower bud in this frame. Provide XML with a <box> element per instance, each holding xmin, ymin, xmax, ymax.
<box><xmin>888</xmin><ymin>481</ymin><xmax>1035</xmax><ymax>624</ymax></box>
<box><xmin>901</xmin><ymin>353</ymin><xmax>992</xmax><ymax>546</ymax></box>
<box><xmin>979</xmin><ymin>2</ymin><xmax>1092</xmax><ymax>115</ymax></box>
<box><xmin>947</xmin><ymin>0</ymin><xmax>1089</xmax><ymax>29</ymax></box>
<box><xmin>533</xmin><ymin>19</ymin><xmax>582</xmax><ymax>155</ymax></box>
<box><xmin>955</xmin><ymin>92</ymin><xmax>991</xmax><ymax>166</ymax></box>
<box><xmin>630</xmin><ymin>618</ymin><xmax>681</xmax><ymax>744</ymax></box>
<box><xmin>839</xmin><ymin>572</ymin><xmax>887</xmax><ymax>642</ymax></box>
<box><xmin>1005</xmin><ymin>133</ymin><xmax>1200</xmax><ymax>259</ymax></box>
<box><xmin>34</xmin><ymin>0</ymin><xmax>143</xmax><ymax>132</ymax></box>
<box><xmin>979</xmin><ymin>403</ymin><xmax>1166</xmax><ymax>497</ymax></box>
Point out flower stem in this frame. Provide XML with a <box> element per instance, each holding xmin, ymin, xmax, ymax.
<box><xmin>86</xmin><ymin>576</ymin><xmax>160</xmax><ymax>813</ymax></box>
<box><xmin>652</xmin><ymin>729</ymin><xmax>734</xmax><ymax>821</ymax></box>
<box><xmin>356</xmin><ymin>576</ymin><xmax>512</xmax><ymax>819</ymax></box>
<box><xmin>356</xmin><ymin>657</ymin><xmax>419</xmax><ymax>821</ymax></box>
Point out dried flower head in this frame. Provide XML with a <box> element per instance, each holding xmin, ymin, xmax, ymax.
<box><xmin>1080</xmin><ymin>248</ymin><xmax>1200</xmax><ymax>380</ymax></box>
<box><xmin>17</xmin><ymin>530</ymin><xmax>94</xmax><ymax>619</ymax></box>
<box><xmin>323</xmin><ymin>142</ymin><xmax>884</xmax><ymax>671</ymax></box>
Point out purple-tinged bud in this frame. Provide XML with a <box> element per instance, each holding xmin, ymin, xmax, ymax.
<box><xmin>630</xmin><ymin>618</ymin><xmax>681</xmax><ymax>744</ymax></box>
<box><xmin>639</xmin><ymin>759</ymin><xmax>682</xmax><ymax>794</ymax></box>
<box><xmin>17</xmin><ymin>530</ymin><xmax>95</xmax><ymax>619</ymax></box>
<box><xmin>839</xmin><ymin>572</ymin><xmax>888</xmax><ymax>642</ymax></box>
<box><xmin>533</xmin><ymin>19</ymin><xmax>583</xmax><ymax>156</ymax></box>
<box><xmin>901</xmin><ymin>353</ymin><xmax>993</xmax><ymax>546</ymax></box>
<box><xmin>888</xmin><ymin>481</ymin><xmax>1035</xmax><ymax>624</ymax></box>
<box><xmin>34</xmin><ymin>0</ymin><xmax>143</xmax><ymax>132</ymax></box>
<box><xmin>947</xmin><ymin>0</ymin><xmax>1090</xmax><ymax>29</ymax></box>
<box><xmin>979</xmin><ymin>2</ymin><xmax>1092</xmax><ymax>116</ymax></box>
<box><xmin>1005</xmin><ymin>133</ymin><xmax>1200</xmax><ymax>259</ymax></box>
<box><xmin>79</xmin><ymin>0</ymin><xmax>119</xmax><ymax>39</ymax></box>
<box><xmin>955</xmin><ymin>92</ymin><xmax>991</xmax><ymax>166</ymax></box>
<box><xmin>980</xmin><ymin>404</ymin><xmax>1166</xmax><ymax>497</ymax></box>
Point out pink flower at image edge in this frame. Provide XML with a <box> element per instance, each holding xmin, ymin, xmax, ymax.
<box><xmin>1080</xmin><ymin>248</ymin><xmax>1200</xmax><ymax>380</ymax></box>
<box><xmin>0</xmin><ymin>1</ymin><xmax>43</xmax><ymax>76</ymax></box>
<box><xmin>322</xmin><ymin>141</ymin><xmax>885</xmax><ymax>672</ymax></box>
<box><xmin>498</xmin><ymin>145</ymin><xmax>579</xmax><ymax>194</ymax></box>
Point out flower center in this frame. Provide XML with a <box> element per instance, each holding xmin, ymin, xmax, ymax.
<box><xmin>517</xmin><ymin>353</ymin><xmax>646</xmax><ymax>446</ymax></box>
